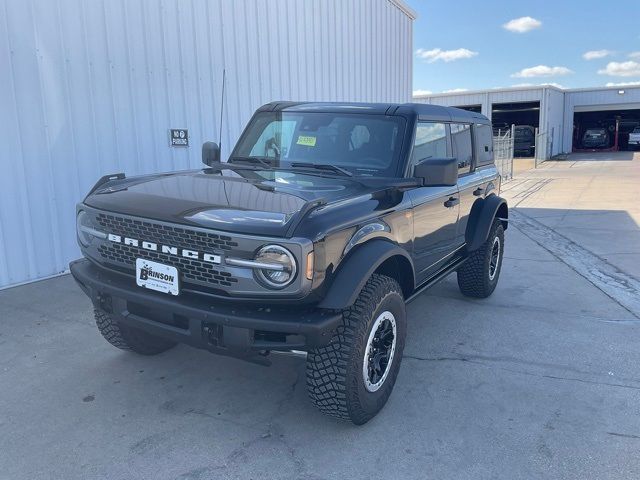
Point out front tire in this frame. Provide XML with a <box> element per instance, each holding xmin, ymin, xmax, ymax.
<box><xmin>457</xmin><ymin>219</ymin><xmax>505</xmax><ymax>298</ymax></box>
<box><xmin>94</xmin><ymin>309</ymin><xmax>176</xmax><ymax>355</ymax></box>
<box><xmin>306</xmin><ymin>274</ymin><xmax>406</xmax><ymax>425</ymax></box>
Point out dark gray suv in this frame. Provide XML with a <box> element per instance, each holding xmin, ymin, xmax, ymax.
<box><xmin>71</xmin><ymin>102</ymin><xmax>508</xmax><ymax>424</ymax></box>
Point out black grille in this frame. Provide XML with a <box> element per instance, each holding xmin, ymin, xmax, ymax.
<box><xmin>95</xmin><ymin>213</ymin><xmax>238</xmax><ymax>251</ymax></box>
<box><xmin>98</xmin><ymin>243</ymin><xmax>238</xmax><ymax>287</ymax></box>
<box><xmin>94</xmin><ymin>213</ymin><xmax>239</xmax><ymax>288</ymax></box>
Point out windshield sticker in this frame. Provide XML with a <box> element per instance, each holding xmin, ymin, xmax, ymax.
<box><xmin>297</xmin><ymin>135</ymin><xmax>317</xmax><ymax>147</ymax></box>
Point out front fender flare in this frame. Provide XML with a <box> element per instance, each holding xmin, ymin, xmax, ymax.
<box><xmin>465</xmin><ymin>194</ymin><xmax>508</xmax><ymax>251</ymax></box>
<box><xmin>318</xmin><ymin>240</ymin><xmax>414</xmax><ymax>310</ymax></box>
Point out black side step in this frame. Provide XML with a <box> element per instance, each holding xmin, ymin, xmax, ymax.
<box><xmin>406</xmin><ymin>256</ymin><xmax>467</xmax><ymax>304</ymax></box>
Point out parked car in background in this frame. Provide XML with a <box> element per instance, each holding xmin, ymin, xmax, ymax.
<box><xmin>582</xmin><ymin>128</ymin><xmax>610</xmax><ymax>149</ymax></box>
<box><xmin>514</xmin><ymin>125</ymin><xmax>535</xmax><ymax>157</ymax></box>
<box><xmin>628</xmin><ymin>127</ymin><xmax>640</xmax><ymax>150</ymax></box>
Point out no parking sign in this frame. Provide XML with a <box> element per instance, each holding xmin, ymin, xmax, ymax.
<box><xmin>169</xmin><ymin>129</ymin><xmax>189</xmax><ymax>147</ymax></box>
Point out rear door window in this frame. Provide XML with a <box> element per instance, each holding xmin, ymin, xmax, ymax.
<box><xmin>474</xmin><ymin>123</ymin><xmax>493</xmax><ymax>166</ymax></box>
<box><xmin>450</xmin><ymin>123</ymin><xmax>473</xmax><ymax>175</ymax></box>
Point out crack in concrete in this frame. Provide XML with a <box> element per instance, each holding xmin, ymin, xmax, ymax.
<box><xmin>175</xmin><ymin>369</ymin><xmax>325</xmax><ymax>480</ymax></box>
<box><xmin>607</xmin><ymin>432</ymin><xmax>640</xmax><ymax>440</ymax></box>
<box><xmin>403</xmin><ymin>353</ymin><xmax>640</xmax><ymax>391</ymax></box>
<box><xmin>510</xmin><ymin>209</ymin><xmax>640</xmax><ymax>319</ymax></box>
<box><xmin>415</xmin><ymin>290</ymin><xmax>632</xmax><ymax>323</ymax></box>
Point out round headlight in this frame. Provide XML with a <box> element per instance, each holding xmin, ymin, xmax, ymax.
<box><xmin>76</xmin><ymin>210</ymin><xmax>106</xmax><ymax>247</ymax></box>
<box><xmin>76</xmin><ymin>210</ymin><xmax>92</xmax><ymax>247</ymax></box>
<box><xmin>254</xmin><ymin>245</ymin><xmax>297</xmax><ymax>288</ymax></box>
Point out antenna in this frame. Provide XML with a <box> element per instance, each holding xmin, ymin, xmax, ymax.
<box><xmin>218</xmin><ymin>69</ymin><xmax>226</xmax><ymax>153</ymax></box>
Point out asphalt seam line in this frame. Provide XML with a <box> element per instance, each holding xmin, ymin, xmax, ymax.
<box><xmin>510</xmin><ymin>209</ymin><xmax>640</xmax><ymax>319</ymax></box>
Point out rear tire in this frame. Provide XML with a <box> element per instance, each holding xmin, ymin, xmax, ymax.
<box><xmin>457</xmin><ymin>219</ymin><xmax>505</xmax><ymax>298</ymax></box>
<box><xmin>94</xmin><ymin>309</ymin><xmax>176</xmax><ymax>355</ymax></box>
<box><xmin>306</xmin><ymin>274</ymin><xmax>406</xmax><ymax>425</ymax></box>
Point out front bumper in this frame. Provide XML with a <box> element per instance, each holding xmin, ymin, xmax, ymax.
<box><xmin>70</xmin><ymin>259</ymin><xmax>341</xmax><ymax>359</ymax></box>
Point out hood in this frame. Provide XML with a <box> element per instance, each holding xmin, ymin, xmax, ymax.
<box><xmin>84</xmin><ymin>167</ymin><xmax>385</xmax><ymax>237</ymax></box>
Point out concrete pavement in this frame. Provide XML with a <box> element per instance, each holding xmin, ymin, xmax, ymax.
<box><xmin>1</xmin><ymin>152</ymin><xmax>640</xmax><ymax>479</ymax></box>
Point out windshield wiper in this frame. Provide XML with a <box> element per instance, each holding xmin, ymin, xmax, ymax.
<box><xmin>229</xmin><ymin>156</ymin><xmax>276</xmax><ymax>168</ymax></box>
<box><xmin>290</xmin><ymin>162</ymin><xmax>353</xmax><ymax>177</ymax></box>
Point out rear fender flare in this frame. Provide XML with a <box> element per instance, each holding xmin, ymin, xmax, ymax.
<box><xmin>465</xmin><ymin>194</ymin><xmax>508</xmax><ymax>251</ymax></box>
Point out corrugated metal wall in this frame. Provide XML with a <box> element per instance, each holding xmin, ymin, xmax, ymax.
<box><xmin>0</xmin><ymin>0</ymin><xmax>414</xmax><ymax>289</ymax></box>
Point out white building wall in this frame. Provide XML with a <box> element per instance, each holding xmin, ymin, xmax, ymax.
<box><xmin>0</xmin><ymin>0</ymin><xmax>415</xmax><ymax>289</ymax></box>
<box><xmin>544</xmin><ymin>88</ymin><xmax>565</xmax><ymax>155</ymax></box>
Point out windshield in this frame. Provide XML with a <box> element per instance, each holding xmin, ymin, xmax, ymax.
<box><xmin>585</xmin><ymin>129</ymin><xmax>606</xmax><ymax>136</ymax></box>
<box><xmin>633</xmin><ymin>127</ymin><xmax>640</xmax><ymax>134</ymax></box>
<box><xmin>515</xmin><ymin>127</ymin><xmax>533</xmax><ymax>140</ymax></box>
<box><xmin>232</xmin><ymin>112</ymin><xmax>405</xmax><ymax>176</ymax></box>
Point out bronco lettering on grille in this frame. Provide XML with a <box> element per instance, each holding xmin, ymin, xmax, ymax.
<box><xmin>107</xmin><ymin>233</ymin><xmax>221</xmax><ymax>264</ymax></box>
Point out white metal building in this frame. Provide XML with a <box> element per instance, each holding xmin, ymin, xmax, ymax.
<box><xmin>414</xmin><ymin>85</ymin><xmax>640</xmax><ymax>157</ymax></box>
<box><xmin>0</xmin><ymin>0</ymin><xmax>415</xmax><ymax>289</ymax></box>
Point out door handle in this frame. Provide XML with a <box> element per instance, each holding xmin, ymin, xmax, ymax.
<box><xmin>444</xmin><ymin>197</ymin><xmax>459</xmax><ymax>208</ymax></box>
<box><xmin>473</xmin><ymin>187</ymin><xmax>485</xmax><ymax>197</ymax></box>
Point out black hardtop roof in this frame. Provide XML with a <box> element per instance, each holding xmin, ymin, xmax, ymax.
<box><xmin>257</xmin><ymin>101</ymin><xmax>490</xmax><ymax>124</ymax></box>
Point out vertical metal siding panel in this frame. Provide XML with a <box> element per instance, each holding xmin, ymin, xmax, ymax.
<box><xmin>125</xmin><ymin>0</ymin><xmax>156</xmax><ymax>175</ymax></box>
<box><xmin>180</xmin><ymin>0</ymin><xmax>208</xmax><ymax>168</ymax></box>
<box><xmin>35</xmin><ymin>0</ymin><xmax>80</xmax><ymax>268</ymax></box>
<box><xmin>295</xmin><ymin>1</ymin><xmax>308</xmax><ymax>100</ymax></box>
<box><xmin>29</xmin><ymin>0</ymin><xmax>66</xmax><ymax>275</ymax></box>
<box><xmin>139</xmin><ymin>0</ymin><xmax>166</xmax><ymax>171</ymax></box>
<box><xmin>190</xmin><ymin>0</ymin><xmax>214</xmax><ymax>157</ymax></box>
<box><xmin>120</xmin><ymin>0</ymin><xmax>142</xmax><ymax>174</ymax></box>
<box><xmin>546</xmin><ymin>89</ymin><xmax>565</xmax><ymax>155</ymax></box>
<box><xmin>0</xmin><ymin>0</ymin><xmax>38</xmax><ymax>285</ymax></box>
<box><xmin>154</xmin><ymin>0</ymin><xmax>176</xmax><ymax>171</ymax></box>
<box><xmin>6</xmin><ymin>0</ymin><xmax>60</xmax><ymax>281</ymax></box>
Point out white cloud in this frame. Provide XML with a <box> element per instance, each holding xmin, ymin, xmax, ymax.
<box><xmin>503</xmin><ymin>16</ymin><xmax>542</xmax><ymax>33</ymax></box>
<box><xmin>628</xmin><ymin>52</ymin><xmax>640</xmax><ymax>59</ymax></box>
<box><xmin>511</xmin><ymin>65</ymin><xmax>573</xmax><ymax>78</ymax></box>
<box><xmin>415</xmin><ymin>48</ymin><xmax>478</xmax><ymax>63</ymax></box>
<box><xmin>583</xmin><ymin>49</ymin><xmax>614</xmax><ymax>60</ymax></box>
<box><xmin>412</xmin><ymin>89</ymin><xmax>433</xmax><ymax>96</ymax></box>
<box><xmin>598</xmin><ymin>61</ymin><xmax>640</xmax><ymax>77</ymax></box>
<box><xmin>442</xmin><ymin>88</ymin><xmax>469</xmax><ymax>93</ymax></box>
<box><xmin>605</xmin><ymin>81</ymin><xmax>640</xmax><ymax>87</ymax></box>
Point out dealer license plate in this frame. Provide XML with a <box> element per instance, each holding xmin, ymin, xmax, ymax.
<box><xmin>136</xmin><ymin>258</ymin><xmax>179</xmax><ymax>296</ymax></box>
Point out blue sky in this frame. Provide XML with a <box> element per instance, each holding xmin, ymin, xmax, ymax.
<box><xmin>406</xmin><ymin>0</ymin><xmax>640</xmax><ymax>95</ymax></box>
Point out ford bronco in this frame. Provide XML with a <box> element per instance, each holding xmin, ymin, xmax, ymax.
<box><xmin>70</xmin><ymin>102</ymin><xmax>508</xmax><ymax>424</ymax></box>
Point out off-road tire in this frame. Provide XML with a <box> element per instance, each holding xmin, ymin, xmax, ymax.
<box><xmin>306</xmin><ymin>274</ymin><xmax>406</xmax><ymax>425</ymax></box>
<box><xmin>94</xmin><ymin>309</ymin><xmax>176</xmax><ymax>355</ymax></box>
<box><xmin>457</xmin><ymin>218</ymin><xmax>505</xmax><ymax>298</ymax></box>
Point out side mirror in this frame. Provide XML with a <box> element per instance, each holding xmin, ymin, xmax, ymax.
<box><xmin>413</xmin><ymin>157</ymin><xmax>458</xmax><ymax>187</ymax></box>
<box><xmin>202</xmin><ymin>141</ymin><xmax>221</xmax><ymax>166</ymax></box>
